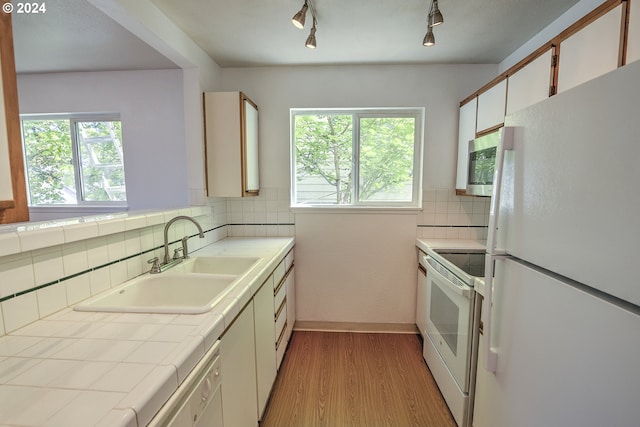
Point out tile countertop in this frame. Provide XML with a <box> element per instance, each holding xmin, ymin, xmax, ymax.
<box><xmin>0</xmin><ymin>237</ymin><xmax>294</xmax><ymax>427</ymax></box>
<box><xmin>416</xmin><ymin>238</ymin><xmax>486</xmax><ymax>253</ymax></box>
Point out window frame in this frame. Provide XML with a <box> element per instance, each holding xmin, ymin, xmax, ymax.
<box><xmin>290</xmin><ymin>107</ymin><xmax>424</xmax><ymax>210</ymax></box>
<box><xmin>20</xmin><ymin>113</ymin><xmax>127</xmax><ymax>207</ymax></box>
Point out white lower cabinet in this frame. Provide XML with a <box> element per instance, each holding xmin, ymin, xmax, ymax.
<box><xmin>154</xmin><ymin>248</ymin><xmax>296</xmax><ymax>427</ymax></box>
<box><xmin>221</xmin><ymin>301</ymin><xmax>258</xmax><ymax>427</ymax></box>
<box><xmin>254</xmin><ymin>276</ymin><xmax>277</xmax><ymax>420</ymax></box>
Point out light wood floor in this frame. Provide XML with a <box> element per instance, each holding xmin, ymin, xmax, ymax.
<box><xmin>260</xmin><ymin>331</ymin><xmax>456</xmax><ymax>427</ymax></box>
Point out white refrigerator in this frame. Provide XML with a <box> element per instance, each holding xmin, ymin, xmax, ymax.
<box><xmin>474</xmin><ymin>60</ymin><xmax>640</xmax><ymax>427</ymax></box>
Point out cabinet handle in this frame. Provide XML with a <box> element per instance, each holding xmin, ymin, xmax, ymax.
<box><xmin>275</xmin><ymin>297</ymin><xmax>286</xmax><ymax>321</ymax></box>
<box><xmin>273</xmin><ymin>265</ymin><xmax>293</xmax><ymax>296</ymax></box>
<box><xmin>276</xmin><ymin>320</ymin><xmax>288</xmax><ymax>349</ymax></box>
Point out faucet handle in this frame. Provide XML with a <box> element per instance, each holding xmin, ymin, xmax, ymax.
<box><xmin>181</xmin><ymin>236</ymin><xmax>190</xmax><ymax>259</ymax></box>
<box><xmin>147</xmin><ymin>257</ymin><xmax>161</xmax><ymax>274</ymax></box>
<box><xmin>173</xmin><ymin>247</ymin><xmax>183</xmax><ymax>260</ymax></box>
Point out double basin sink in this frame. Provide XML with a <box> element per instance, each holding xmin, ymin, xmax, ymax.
<box><xmin>74</xmin><ymin>256</ymin><xmax>259</xmax><ymax>314</ymax></box>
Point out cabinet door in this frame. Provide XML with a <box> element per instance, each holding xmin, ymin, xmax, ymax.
<box><xmin>204</xmin><ymin>91</ymin><xmax>259</xmax><ymax>198</ymax></box>
<box><xmin>476</xmin><ymin>80</ymin><xmax>506</xmax><ymax>133</ymax></box>
<box><xmin>557</xmin><ymin>4</ymin><xmax>623</xmax><ymax>93</ymax></box>
<box><xmin>506</xmin><ymin>49</ymin><xmax>552</xmax><ymax>115</ymax></box>
<box><xmin>456</xmin><ymin>99</ymin><xmax>477</xmax><ymax>191</ymax></box>
<box><xmin>221</xmin><ymin>302</ymin><xmax>258</xmax><ymax>427</ymax></box>
<box><xmin>253</xmin><ymin>278</ymin><xmax>276</xmax><ymax>420</ymax></box>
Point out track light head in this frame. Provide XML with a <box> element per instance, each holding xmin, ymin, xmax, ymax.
<box><xmin>292</xmin><ymin>1</ymin><xmax>308</xmax><ymax>29</ymax></box>
<box><xmin>305</xmin><ymin>23</ymin><xmax>317</xmax><ymax>48</ymax></box>
<box><xmin>430</xmin><ymin>0</ymin><xmax>443</xmax><ymax>26</ymax></box>
<box><xmin>423</xmin><ymin>14</ymin><xmax>435</xmax><ymax>46</ymax></box>
<box><xmin>423</xmin><ymin>29</ymin><xmax>435</xmax><ymax>46</ymax></box>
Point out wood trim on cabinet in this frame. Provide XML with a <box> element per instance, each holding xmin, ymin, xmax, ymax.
<box><xmin>0</xmin><ymin>12</ymin><xmax>28</xmax><ymax>224</ymax></box>
<box><xmin>619</xmin><ymin>0</ymin><xmax>630</xmax><ymax>66</ymax></box>
<box><xmin>275</xmin><ymin>297</ymin><xmax>286</xmax><ymax>322</ymax></box>
<box><xmin>459</xmin><ymin>0</ymin><xmax>627</xmax><ymax>108</ymax></box>
<box><xmin>275</xmin><ymin>320</ymin><xmax>288</xmax><ymax>349</ymax></box>
<box><xmin>550</xmin><ymin>45</ymin><xmax>559</xmax><ymax>96</ymax></box>
<box><xmin>476</xmin><ymin>124</ymin><xmax>503</xmax><ymax>138</ymax></box>
<box><xmin>202</xmin><ymin>93</ymin><xmax>210</xmax><ymax>196</ymax></box>
<box><xmin>240</xmin><ymin>92</ymin><xmax>259</xmax><ymax>197</ymax></box>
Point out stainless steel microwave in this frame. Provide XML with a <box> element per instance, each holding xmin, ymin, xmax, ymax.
<box><xmin>466</xmin><ymin>129</ymin><xmax>501</xmax><ymax>196</ymax></box>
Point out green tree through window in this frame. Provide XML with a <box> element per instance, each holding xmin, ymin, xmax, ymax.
<box><xmin>21</xmin><ymin>116</ymin><xmax>126</xmax><ymax>205</ymax></box>
<box><xmin>292</xmin><ymin>109</ymin><xmax>422</xmax><ymax>207</ymax></box>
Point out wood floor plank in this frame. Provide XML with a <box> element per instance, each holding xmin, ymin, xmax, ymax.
<box><xmin>261</xmin><ymin>331</ymin><xmax>456</xmax><ymax>427</ymax></box>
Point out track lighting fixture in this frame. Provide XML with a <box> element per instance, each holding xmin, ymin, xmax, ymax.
<box><xmin>423</xmin><ymin>16</ymin><xmax>435</xmax><ymax>46</ymax></box>
<box><xmin>291</xmin><ymin>0</ymin><xmax>308</xmax><ymax>29</ymax></box>
<box><xmin>305</xmin><ymin>19</ymin><xmax>317</xmax><ymax>48</ymax></box>
<box><xmin>291</xmin><ymin>0</ymin><xmax>318</xmax><ymax>49</ymax></box>
<box><xmin>423</xmin><ymin>0</ymin><xmax>444</xmax><ymax>47</ymax></box>
<box><xmin>430</xmin><ymin>0</ymin><xmax>443</xmax><ymax>26</ymax></box>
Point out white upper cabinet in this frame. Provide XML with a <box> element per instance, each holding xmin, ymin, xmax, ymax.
<box><xmin>506</xmin><ymin>49</ymin><xmax>553</xmax><ymax>115</ymax></box>
<box><xmin>204</xmin><ymin>91</ymin><xmax>259</xmax><ymax>198</ymax></box>
<box><xmin>557</xmin><ymin>4</ymin><xmax>623</xmax><ymax>93</ymax></box>
<box><xmin>627</xmin><ymin>0</ymin><xmax>640</xmax><ymax>64</ymax></box>
<box><xmin>476</xmin><ymin>80</ymin><xmax>507</xmax><ymax>133</ymax></box>
<box><xmin>456</xmin><ymin>98</ymin><xmax>477</xmax><ymax>191</ymax></box>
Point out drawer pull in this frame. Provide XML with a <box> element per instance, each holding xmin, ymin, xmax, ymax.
<box><xmin>275</xmin><ymin>297</ymin><xmax>286</xmax><ymax>320</ymax></box>
<box><xmin>276</xmin><ymin>320</ymin><xmax>288</xmax><ymax>349</ymax></box>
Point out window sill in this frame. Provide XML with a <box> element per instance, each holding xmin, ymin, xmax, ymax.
<box><xmin>29</xmin><ymin>205</ymin><xmax>128</xmax><ymax>214</ymax></box>
<box><xmin>290</xmin><ymin>205</ymin><xmax>422</xmax><ymax>214</ymax></box>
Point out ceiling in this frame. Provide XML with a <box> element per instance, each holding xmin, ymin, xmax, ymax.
<box><xmin>12</xmin><ymin>0</ymin><xmax>582</xmax><ymax>73</ymax></box>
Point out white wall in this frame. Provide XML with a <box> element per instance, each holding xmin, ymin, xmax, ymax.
<box><xmin>499</xmin><ymin>0</ymin><xmax>607</xmax><ymax>72</ymax></box>
<box><xmin>18</xmin><ymin>69</ymin><xmax>188</xmax><ymax>213</ymax></box>
<box><xmin>219</xmin><ymin>64</ymin><xmax>496</xmax><ymax>325</ymax></box>
<box><xmin>89</xmin><ymin>0</ymin><xmax>224</xmax><ymax>207</ymax></box>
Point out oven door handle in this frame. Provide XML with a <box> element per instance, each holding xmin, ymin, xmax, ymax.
<box><xmin>424</xmin><ymin>256</ymin><xmax>472</xmax><ymax>299</ymax></box>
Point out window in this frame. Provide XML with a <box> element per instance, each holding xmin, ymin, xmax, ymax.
<box><xmin>21</xmin><ymin>115</ymin><xmax>126</xmax><ymax>206</ymax></box>
<box><xmin>291</xmin><ymin>108</ymin><xmax>423</xmax><ymax>208</ymax></box>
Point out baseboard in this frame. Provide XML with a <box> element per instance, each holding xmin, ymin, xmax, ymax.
<box><xmin>293</xmin><ymin>320</ymin><xmax>418</xmax><ymax>334</ymax></box>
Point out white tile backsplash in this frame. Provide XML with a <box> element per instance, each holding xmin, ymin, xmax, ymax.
<box><xmin>63</xmin><ymin>221</ymin><xmax>99</xmax><ymax>244</ymax></box>
<box><xmin>61</xmin><ymin>242</ymin><xmax>89</xmax><ymax>277</ymax></box>
<box><xmin>0</xmin><ymin>231</ymin><xmax>20</xmax><ymax>257</ymax></box>
<box><xmin>2</xmin><ymin>293</ymin><xmax>39</xmax><ymax>333</ymax></box>
<box><xmin>65</xmin><ymin>274</ymin><xmax>91</xmax><ymax>305</ymax></box>
<box><xmin>37</xmin><ymin>282</ymin><xmax>68</xmax><ymax>318</ymax></box>
<box><xmin>19</xmin><ymin>226</ymin><xmax>65</xmax><ymax>251</ymax></box>
<box><xmin>417</xmin><ymin>188</ymin><xmax>490</xmax><ymax>240</ymax></box>
<box><xmin>0</xmin><ymin>253</ymin><xmax>35</xmax><ymax>297</ymax></box>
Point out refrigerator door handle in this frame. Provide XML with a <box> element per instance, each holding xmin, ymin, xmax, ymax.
<box><xmin>487</xmin><ymin>126</ymin><xmax>514</xmax><ymax>255</ymax></box>
<box><xmin>483</xmin><ymin>254</ymin><xmax>499</xmax><ymax>372</ymax></box>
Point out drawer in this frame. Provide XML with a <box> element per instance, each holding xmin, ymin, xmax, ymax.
<box><xmin>285</xmin><ymin>250</ymin><xmax>294</xmax><ymax>271</ymax></box>
<box><xmin>275</xmin><ymin>300</ymin><xmax>287</xmax><ymax>345</ymax></box>
<box><xmin>274</xmin><ymin>274</ymin><xmax>286</xmax><ymax>310</ymax></box>
<box><xmin>276</xmin><ymin>328</ymin><xmax>287</xmax><ymax>368</ymax></box>
<box><xmin>272</xmin><ymin>260</ymin><xmax>286</xmax><ymax>290</ymax></box>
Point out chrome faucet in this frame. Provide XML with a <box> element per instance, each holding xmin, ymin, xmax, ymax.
<box><xmin>162</xmin><ymin>215</ymin><xmax>205</xmax><ymax>265</ymax></box>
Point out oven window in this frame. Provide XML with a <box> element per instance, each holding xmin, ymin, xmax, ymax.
<box><xmin>430</xmin><ymin>284</ymin><xmax>459</xmax><ymax>355</ymax></box>
<box><xmin>468</xmin><ymin>146</ymin><xmax>497</xmax><ymax>185</ymax></box>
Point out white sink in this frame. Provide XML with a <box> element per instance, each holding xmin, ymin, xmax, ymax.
<box><xmin>173</xmin><ymin>256</ymin><xmax>260</xmax><ymax>275</ymax></box>
<box><xmin>74</xmin><ymin>272</ymin><xmax>238</xmax><ymax>314</ymax></box>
